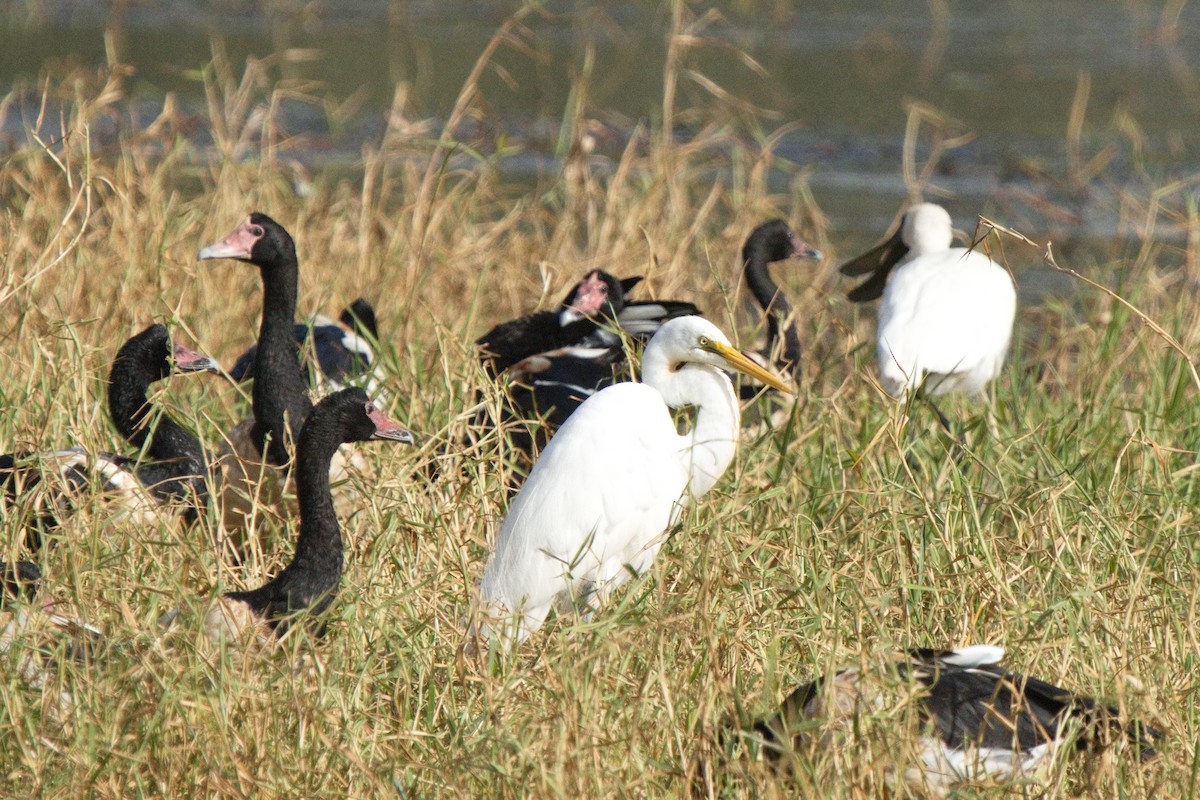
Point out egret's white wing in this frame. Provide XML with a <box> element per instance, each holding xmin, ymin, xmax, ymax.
<box><xmin>480</xmin><ymin>382</ymin><xmax>689</xmax><ymax>629</ymax></box>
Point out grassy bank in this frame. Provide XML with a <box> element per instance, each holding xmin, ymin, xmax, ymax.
<box><xmin>2</xmin><ymin>16</ymin><xmax>1199</xmax><ymax>800</ymax></box>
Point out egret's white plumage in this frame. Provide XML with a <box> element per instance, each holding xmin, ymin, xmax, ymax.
<box><xmin>841</xmin><ymin>203</ymin><xmax>1016</xmax><ymax>399</ymax></box>
<box><xmin>476</xmin><ymin>316</ymin><xmax>789</xmax><ymax>645</ymax></box>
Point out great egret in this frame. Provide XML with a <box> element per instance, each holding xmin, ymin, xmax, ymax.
<box><xmin>1</xmin><ymin>324</ymin><xmax>219</xmax><ymax>542</ymax></box>
<box><xmin>741</xmin><ymin>645</ymin><xmax>1161</xmax><ymax>792</ymax></box>
<box><xmin>839</xmin><ymin>203</ymin><xmax>1016</xmax><ymax>434</ymax></box>
<box><xmin>230</xmin><ymin>298</ymin><xmax>389</xmax><ymax>399</ymax></box>
<box><xmin>474</xmin><ymin>315</ymin><xmax>790</xmax><ymax>645</ymax></box>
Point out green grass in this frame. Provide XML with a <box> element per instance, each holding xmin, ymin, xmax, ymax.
<box><xmin>2</xmin><ymin>12</ymin><xmax>1199</xmax><ymax>799</ymax></box>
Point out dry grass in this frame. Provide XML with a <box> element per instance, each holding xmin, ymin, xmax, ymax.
<box><xmin>1</xmin><ymin>6</ymin><xmax>1199</xmax><ymax>799</ymax></box>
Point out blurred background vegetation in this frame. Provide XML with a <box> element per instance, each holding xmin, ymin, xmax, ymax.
<box><xmin>2</xmin><ymin>0</ymin><xmax>1198</xmax><ymax>253</ymax></box>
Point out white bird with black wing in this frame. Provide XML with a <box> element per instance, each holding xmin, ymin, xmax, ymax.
<box><xmin>840</xmin><ymin>203</ymin><xmax>1016</xmax><ymax>433</ymax></box>
<box><xmin>474</xmin><ymin>315</ymin><xmax>790</xmax><ymax>646</ymax></box>
<box><xmin>740</xmin><ymin>645</ymin><xmax>1161</xmax><ymax>795</ymax></box>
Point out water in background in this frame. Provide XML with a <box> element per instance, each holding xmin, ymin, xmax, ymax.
<box><xmin>2</xmin><ymin>0</ymin><xmax>1198</xmax><ymax>272</ymax></box>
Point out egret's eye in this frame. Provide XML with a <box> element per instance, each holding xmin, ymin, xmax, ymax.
<box><xmin>250</xmin><ymin>225</ymin><xmax>264</xmax><ymax>237</ymax></box>
<box><xmin>698</xmin><ymin>336</ymin><xmax>710</xmax><ymax>347</ymax></box>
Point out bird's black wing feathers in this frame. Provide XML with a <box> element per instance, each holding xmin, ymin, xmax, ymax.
<box><xmin>845</xmin><ymin>268</ymin><xmax>891</xmax><ymax>302</ymax></box>
<box><xmin>619</xmin><ymin>275</ymin><xmax>644</xmax><ymax>295</ymax></box>
<box><xmin>906</xmin><ymin>661</ymin><xmax>1162</xmax><ymax>759</ymax></box>
<box><xmin>476</xmin><ymin>311</ymin><xmax>578</xmax><ymax>375</ymax></box>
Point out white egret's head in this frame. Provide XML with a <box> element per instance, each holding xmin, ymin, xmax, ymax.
<box><xmin>649</xmin><ymin>316</ymin><xmax>791</xmax><ymax>393</ymax></box>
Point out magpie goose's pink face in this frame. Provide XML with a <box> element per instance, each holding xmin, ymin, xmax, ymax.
<box><xmin>172</xmin><ymin>341</ymin><xmax>221</xmax><ymax>374</ymax></box>
<box><xmin>197</xmin><ymin>217</ymin><xmax>264</xmax><ymax>262</ymax></box>
<box><xmin>559</xmin><ymin>271</ymin><xmax>618</xmax><ymax>326</ymax></box>
<box><xmin>365</xmin><ymin>401</ymin><xmax>415</xmax><ymax>444</ymax></box>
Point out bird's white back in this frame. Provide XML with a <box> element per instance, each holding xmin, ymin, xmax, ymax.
<box><xmin>877</xmin><ymin>249</ymin><xmax>1015</xmax><ymax>396</ymax></box>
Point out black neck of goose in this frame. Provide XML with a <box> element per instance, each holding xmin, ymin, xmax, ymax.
<box><xmin>288</xmin><ymin>414</ymin><xmax>344</xmax><ymax>590</ymax></box>
<box><xmin>744</xmin><ymin>243</ymin><xmax>801</xmax><ymax>377</ymax></box>
<box><xmin>223</xmin><ymin>415</ymin><xmax>344</xmax><ymax>628</ymax></box>
<box><xmin>109</xmin><ymin>354</ymin><xmax>207</xmax><ymax>467</ymax></box>
<box><xmin>253</xmin><ymin>256</ymin><xmax>313</xmax><ymax>466</ymax></box>
<box><xmin>109</xmin><ymin>349</ymin><xmax>211</xmax><ymax>516</ymax></box>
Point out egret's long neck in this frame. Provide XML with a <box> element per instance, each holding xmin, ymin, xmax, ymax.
<box><xmin>641</xmin><ymin>349</ymin><xmax>740</xmax><ymax>500</ymax></box>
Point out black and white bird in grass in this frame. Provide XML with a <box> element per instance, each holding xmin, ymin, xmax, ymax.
<box><xmin>476</xmin><ymin>268</ymin><xmax>700</xmax><ymax>465</ymax></box>
<box><xmin>0</xmin><ymin>561</ymin><xmax>42</xmax><ymax>609</ymax></box>
<box><xmin>0</xmin><ymin>324</ymin><xmax>220</xmax><ymax>543</ymax></box>
<box><xmin>736</xmin><ymin>645</ymin><xmax>1162</xmax><ymax>794</ymax></box>
<box><xmin>201</xmin><ymin>388</ymin><xmax>414</xmax><ymax>644</ymax></box>
<box><xmin>199</xmin><ymin>213</ymin><xmax>380</xmax><ymax>534</ymax></box>
<box><xmin>228</xmin><ymin>297</ymin><xmax>388</xmax><ymax>399</ymax></box>
<box><xmin>476</xmin><ymin>269</ymin><xmax>698</xmax><ymax>377</ymax></box>
<box><xmin>0</xmin><ymin>560</ymin><xmax>106</xmax><ymax>705</ymax></box>
<box><xmin>476</xmin><ymin>269</ymin><xmax>625</xmax><ymax>377</ymax></box>
<box><xmin>839</xmin><ymin>203</ymin><xmax>1016</xmax><ymax>436</ymax></box>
